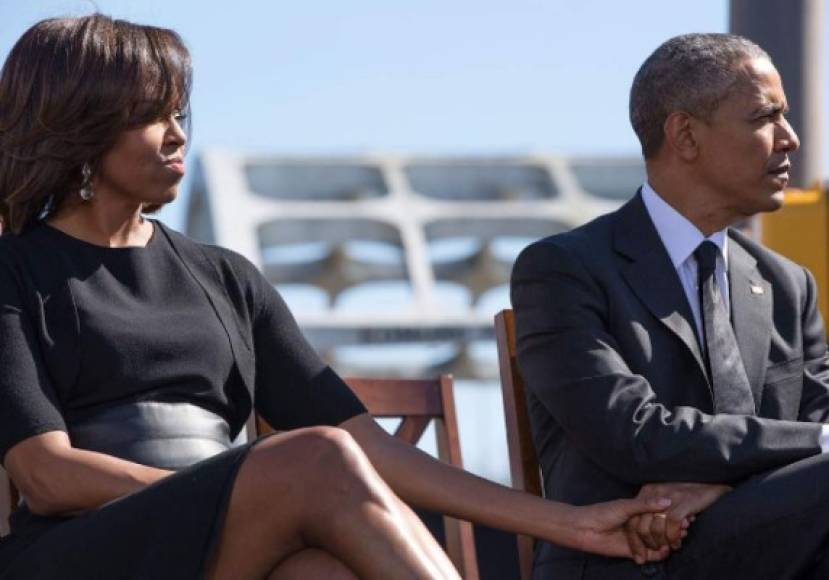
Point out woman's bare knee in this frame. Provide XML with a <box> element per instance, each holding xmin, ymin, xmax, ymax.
<box><xmin>213</xmin><ymin>428</ymin><xmax>448</xmax><ymax>580</ymax></box>
<box><xmin>207</xmin><ymin>427</ymin><xmax>371</xmax><ymax>580</ymax></box>
<box><xmin>247</xmin><ymin>426</ymin><xmax>371</xmax><ymax>502</ymax></box>
<box><xmin>267</xmin><ymin>548</ymin><xmax>357</xmax><ymax>580</ymax></box>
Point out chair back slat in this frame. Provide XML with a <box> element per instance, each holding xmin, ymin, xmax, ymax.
<box><xmin>394</xmin><ymin>416</ymin><xmax>431</xmax><ymax>445</ymax></box>
<box><xmin>434</xmin><ymin>375</ymin><xmax>464</xmax><ymax>468</ymax></box>
<box><xmin>495</xmin><ymin>309</ymin><xmax>541</xmax><ymax>580</ymax></box>
<box><xmin>430</xmin><ymin>374</ymin><xmax>478</xmax><ymax>578</ymax></box>
<box><xmin>344</xmin><ymin>378</ymin><xmax>443</xmax><ymax>416</ymax></box>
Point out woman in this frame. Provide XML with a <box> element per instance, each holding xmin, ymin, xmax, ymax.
<box><xmin>0</xmin><ymin>14</ymin><xmax>677</xmax><ymax>579</ymax></box>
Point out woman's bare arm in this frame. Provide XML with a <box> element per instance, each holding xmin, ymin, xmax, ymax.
<box><xmin>341</xmin><ymin>413</ymin><xmax>674</xmax><ymax>562</ymax></box>
<box><xmin>4</xmin><ymin>431</ymin><xmax>171</xmax><ymax>516</ymax></box>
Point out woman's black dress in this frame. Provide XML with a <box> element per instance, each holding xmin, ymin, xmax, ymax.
<box><xmin>0</xmin><ymin>221</ymin><xmax>366</xmax><ymax>579</ymax></box>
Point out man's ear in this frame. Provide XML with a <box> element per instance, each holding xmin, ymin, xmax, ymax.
<box><xmin>662</xmin><ymin>111</ymin><xmax>699</xmax><ymax>161</ymax></box>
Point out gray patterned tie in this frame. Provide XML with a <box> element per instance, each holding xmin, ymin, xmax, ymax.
<box><xmin>694</xmin><ymin>241</ymin><xmax>756</xmax><ymax>415</ymax></box>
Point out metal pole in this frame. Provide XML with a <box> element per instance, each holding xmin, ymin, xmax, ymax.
<box><xmin>730</xmin><ymin>0</ymin><xmax>823</xmax><ymax>189</ymax></box>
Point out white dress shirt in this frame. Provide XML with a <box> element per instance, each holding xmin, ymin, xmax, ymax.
<box><xmin>640</xmin><ymin>182</ymin><xmax>829</xmax><ymax>451</ymax></box>
<box><xmin>640</xmin><ymin>182</ymin><xmax>728</xmax><ymax>342</ymax></box>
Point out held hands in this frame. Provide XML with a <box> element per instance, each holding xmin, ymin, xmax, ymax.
<box><xmin>625</xmin><ymin>482</ymin><xmax>732</xmax><ymax>561</ymax></box>
<box><xmin>572</xmin><ymin>496</ymin><xmax>676</xmax><ymax>563</ymax></box>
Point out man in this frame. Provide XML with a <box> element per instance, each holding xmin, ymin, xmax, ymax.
<box><xmin>511</xmin><ymin>33</ymin><xmax>829</xmax><ymax>579</ymax></box>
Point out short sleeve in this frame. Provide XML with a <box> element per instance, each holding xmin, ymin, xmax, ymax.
<box><xmin>241</xmin><ymin>261</ymin><xmax>367</xmax><ymax>429</ymax></box>
<box><xmin>0</xmin><ymin>257</ymin><xmax>67</xmax><ymax>463</ymax></box>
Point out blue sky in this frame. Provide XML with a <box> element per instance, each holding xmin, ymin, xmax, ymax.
<box><xmin>1</xmin><ymin>1</ymin><xmax>826</xmax><ymax>229</ymax></box>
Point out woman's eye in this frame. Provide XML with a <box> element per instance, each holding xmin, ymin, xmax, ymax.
<box><xmin>173</xmin><ymin>111</ymin><xmax>188</xmax><ymax>122</ymax></box>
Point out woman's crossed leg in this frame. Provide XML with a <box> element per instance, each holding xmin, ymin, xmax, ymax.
<box><xmin>207</xmin><ymin>426</ymin><xmax>459</xmax><ymax>580</ymax></box>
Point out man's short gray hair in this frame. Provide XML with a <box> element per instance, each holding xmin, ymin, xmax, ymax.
<box><xmin>629</xmin><ymin>33</ymin><xmax>769</xmax><ymax>158</ymax></box>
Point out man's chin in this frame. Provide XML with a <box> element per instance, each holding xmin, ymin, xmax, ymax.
<box><xmin>758</xmin><ymin>188</ymin><xmax>786</xmax><ymax>213</ymax></box>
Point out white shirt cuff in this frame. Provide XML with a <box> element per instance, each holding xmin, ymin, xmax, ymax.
<box><xmin>819</xmin><ymin>424</ymin><xmax>829</xmax><ymax>453</ymax></box>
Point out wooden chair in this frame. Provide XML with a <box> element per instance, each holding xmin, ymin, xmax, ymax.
<box><xmin>1</xmin><ymin>376</ymin><xmax>479</xmax><ymax>579</ymax></box>
<box><xmin>495</xmin><ymin>309</ymin><xmax>543</xmax><ymax>580</ymax></box>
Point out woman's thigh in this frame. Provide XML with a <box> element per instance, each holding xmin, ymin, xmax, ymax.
<box><xmin>207</xmin><ymin>426</ymin><xmax>376</xmax><ymax>580</ymax></box>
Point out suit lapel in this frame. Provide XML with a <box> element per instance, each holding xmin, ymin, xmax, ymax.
<box><xmin>614</xmin><ymin>193</ymin><xmax>709</xmax><ymax>383</ymax></box>
<box><xmin>728</xmin><ymin>234</ymin><xmax>772</xmax><ymax>408</ymax></box>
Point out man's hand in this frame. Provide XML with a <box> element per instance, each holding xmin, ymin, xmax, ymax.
<box><xmin>626</xmin><ymin>482</ymin><xmax>731</xmax><ymax>556</ymax></box>
<box><xmin>573</xmin><ymin>496</ymin><xmax>676</xmax><ymax>564</ymax></box>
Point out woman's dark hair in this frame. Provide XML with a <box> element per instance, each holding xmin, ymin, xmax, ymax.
<box><xmin>0</xmin><ymin>14</ymin><xmax>191</xmax><ymax>234</ymax></box>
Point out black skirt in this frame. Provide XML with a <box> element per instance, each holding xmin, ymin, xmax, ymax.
<box><xmin>0</xmin><ymin>442</ymin><xmax>253</xmax><ymax>580</ymax></box>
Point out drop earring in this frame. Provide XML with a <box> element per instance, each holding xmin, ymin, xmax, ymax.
<box><xmin>79</xmin><ymin>163</ymin><xmax>94</xmax><ymax>201</ymax></box>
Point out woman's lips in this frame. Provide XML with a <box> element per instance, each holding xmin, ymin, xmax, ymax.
<box><xmin>163</xmin><ymin>159</ymin><xmax>185</xmax><ymax>175</ymax></box>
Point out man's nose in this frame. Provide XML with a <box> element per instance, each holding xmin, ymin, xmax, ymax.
<box><xmin>777</xmin><ymin>117</ymin><xmax>800</xmax><ymax>152</ymax></box>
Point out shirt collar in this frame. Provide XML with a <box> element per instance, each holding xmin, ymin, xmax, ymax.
<box><xmin>641</xmin><ymin>182</ymin><xmax>729</xmax><ymax>270</ymax></box>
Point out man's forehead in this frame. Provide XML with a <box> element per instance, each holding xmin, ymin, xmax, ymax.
<box><xmin>731</xmin><ymin>58</ymin><xmax>786</xmax><ymax>105</ymax></box>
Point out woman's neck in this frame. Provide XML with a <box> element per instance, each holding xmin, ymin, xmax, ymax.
<box><xmin>47</xmin><ymin>200</ymin><xmax>152</xmax><ymax>248</ymax></box>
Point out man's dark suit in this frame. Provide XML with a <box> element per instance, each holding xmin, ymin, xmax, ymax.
<box><xmin>511</xmin><ymin>192</ymin><xmax>829</xmax><ymax>579</ymax></box>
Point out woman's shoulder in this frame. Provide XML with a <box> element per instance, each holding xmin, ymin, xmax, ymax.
<box><xmin>0</xmin><ymin>223</ymin><xmax>59</xmax><ymax>259</ymax></box>
<box><xmin>157</xmin><ymin>222</ymin><xmax>260</xmax><ymax>280</ymax></box>
<box><xmin>0</xmin><ymin>225</ymin><xmax>80</xmax><ymax>283</ymax></box>
<box><xmin>0</xmin><ymin>227</ymin><xmax>80</xmax><ymax>307</ymax></box>
<box><xmin>156</xmin><ymin>222</ymin><xmax>255</xmax><ymax>270</ymax></box>
<box><xmin>155</xmin><ymin>222</ymin><xmax>276</xmax><ymax>325</ymax></box>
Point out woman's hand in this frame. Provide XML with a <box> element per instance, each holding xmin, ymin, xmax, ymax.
<box><xmin>571</xmin><ymin>496</ymin><xmax>678</xmax><ymax>564</ymax></box>
<box><xmin>5</xmin><ymin>431</ymin><xmax>172</xmax><ymax>516</ymax></box>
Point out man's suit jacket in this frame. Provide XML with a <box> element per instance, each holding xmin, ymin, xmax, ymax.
<box><xmin>510</xmin><ymin>192</ymin><xmax>829</xmax><ymax>575</ymax></box>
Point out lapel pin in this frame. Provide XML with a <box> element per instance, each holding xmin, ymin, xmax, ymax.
<box><xmin>750</xmin><ymin>284</ymin><xmax>764</xmax><ymax>295</ymax></box>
